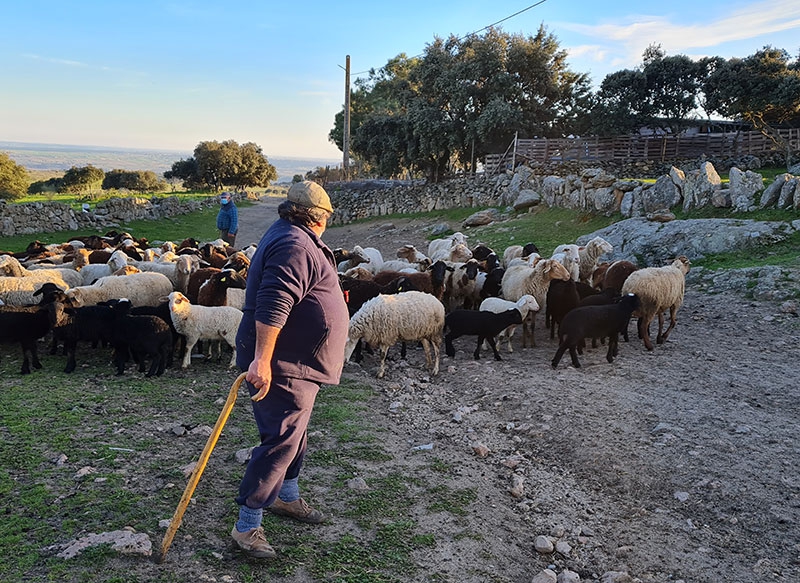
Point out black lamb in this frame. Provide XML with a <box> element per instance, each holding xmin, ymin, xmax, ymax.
<box><xmin>551</xmin><ymin>293</ymin><xmax>640</xmax><ymax>369</ymax></box>
<box><xmin>106</xmin><ymin>299</ymin><xmax>172</xmax><ymax>377</ymax></box>
<box><xmin>444</xmin><ymin>308</ymin><xmax>523</xmax><ymax>361</ymax></box>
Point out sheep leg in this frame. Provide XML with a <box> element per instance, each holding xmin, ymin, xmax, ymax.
<box><xmin>112</xmin><ymin>345</ymin><xmax>128</xmax><ymax>375</ymax></box>
<box><xmin>659</xmin><ymin>307</ymin><xmax>679</xmax><ymax>344</ymax></box>
<box><xmin>377</xmin><ymin>346</ymin><xmax>389</xmax><ymax>378</ymax></box>
<box><xmin>484</xmin><ymin>336</ymin><xmax>502</xmax><ymax>361</ymax></box>
<box><xmin>63</xmin><ymin>339</ymin><xmax>78</xmax><ymax>373</ymax></box>
<box><xmin>430</xmin><ymin>338</ymin><xmax>441</xmax><ymax>376</ymax></box>
<box><xmin>20</xmin><ymin>341</ymin><xmax>37</xmax><ymax>375</ymax></box>
<box><xmin>444</xmin><ymin>333</ymin><xmax>458</xmax><ymax>358</ymax></box>
<box><xmin>420</xmin><ymin>338</ymin><xmax>432</xmax><ymax>369</ymax></box>
<box><xmin>568</xmin><ymin>345</ymin><xmax>582</xmax><ymax>368</ymax></box>
<box><xmin>606</xmin><ymin>333</ymin><xmax>619</xmax><ymax>363</ymax></box>
<box><xmin>656</xmin><ymin>312</ymin><xmax>666</xmax><ymax>344</ymax></box>
<box><xmin>146</xmin><ymin>352</ymin><xmax>161</xmax><ymax>377</ymax></box>
<box><xmin>639</xmin><ymin>317</ymin><xmax>654</xmax><ymax>351</ymax></box>
<box><xmin>182</xmin><ymin>336</ymin><xmax>198</xmax><ymax>368</ymax></box>
<box><xmin>551</xmin><ymin>343</ymin><xmax>568</xmax><ymax>369</ymax></box>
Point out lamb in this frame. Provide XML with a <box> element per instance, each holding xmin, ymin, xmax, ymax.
<box><xmin>395</xmin><ymin>244</ymin><xmax>430</xmax><ymax>267</ymax></box>
<box><xmin>444</xmin><ymin>308</ymin><xmax>523</xmax><ymax>361</ymax></box>
<box><xmin>65</xmin><ymin>272</ymin><xmax>174</xmax><ymax>308</ymax></box>
<box><xmin>336</xmin><ymin>245</ymin><xmax>371</xmax><ymax>272</ymax></box>
<box><xmin>427</xmin><ymin>232</ymin><xmax>468</xmax><ymax>261</ymax></box>
<box><xmin>478</xmin><ymin>294</ymin><xmax>540</xmax><ymax>353</ymax></box>
<box><xmin>430</xmin><ymin>242</ymin><xmax>472</xmax><ymax>263</ymax></box>
<box><xmin>500</xmin><ymin>259</ymin><xmax>572</xmax><ymax>347</ymax></box>
<box><xmin>575</xmin><ymin>237</ymin><xmax>613</xmax><ymax>283</ymax></box>
<box><xmin>343</xmin><ymin>266</ymin><xmax>374</xmax><ymax>280</ymax></box>
<box><xmin>167</xmin><ymin>291</ymin><xmax>242</xmax><ymax>368</ymax></box>
<box><xmin>103</xmin><ymin>299</ymin><xmax>172</xmax><ymax>376</ymax></box>
<box><xmin>550</xmin><ymin>244</ymin><xmax>581</xmax><ymax>281</ymax></box>
<box><xmin>343</xmin><ymin>290</ymin><xmax>445</xmax><ymax>378</ymax></box>
<box><xmin>551</xmin><ymin>293</ymin><xmax>640</xmax><ymax>369</ymax></box>
<box><xmin>48</xmin><ymin>299</ymin><xmax>116</xmax><ymax>373</ymax></box>
<box><xmin>621</xmin><ymin>256</ymin><xmax>691</xmax><ymax>351</ymax></box>
<box><xmin>545</xmin><ymin>279</ymin><xmax>581</xmax><ymax>339</ymax></box>
<box><xmin>0</xmin><ymin>254</ymin><xmax>82</xmax><ymax>289</ymax></box>
<box><xmin>358</xmin><ymin>246</ymin><xmax>384</xmax><ymax>274</ymax></box>
<box><xmin>441</xmin><ymin>259</ymin><xmax>481</xmax><ymax>311</ymax></box>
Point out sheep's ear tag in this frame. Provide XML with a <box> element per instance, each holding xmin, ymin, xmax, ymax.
<box><xmin>220</xmin><ymin>276</ymin><xmax>227</xmax><ymax>282</ymax></box>
<box><xmin>344</xmin><ymin>290</ymin><xmax>350</xmax><ymax>303</ymax></box>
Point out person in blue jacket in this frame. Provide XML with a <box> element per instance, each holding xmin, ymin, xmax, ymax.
<box><xmin>230</xmin><ymin>181</ymin><xmax>349</xmax><ymax>559</ymax></box>
<box><xmin>216</xmin><ymin>191</ymin><xmax>238</xmax><ymax>246</ymax></box>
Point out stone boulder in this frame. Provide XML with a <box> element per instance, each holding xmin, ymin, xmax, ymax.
<box><xmin>682</xmin><ymin>162</ymin><xmax>721</xmax><ymax>211</ymax></box>
<box><xmin>728</xmin><ymin>167</ymin><xmax>764</xmax><ymax>211</ymax></box>
<box><xmin>760</xmin><ymin>174</ymin><xmax>792</xmax><ymax>208</ymax></box>
<box><xmin>512</xmin><ymin>189</ymin><xmax>541</xmax><ymax>211</ymax></box>
<box><xmin>589</xmin><ymin>187</ymin><xmax>620</xmax><ymax>215</ymax></box>
<box><xmin>777</xmin><ymin>178</ymin><xmax>799</xmax><ymax>209</ymax></box>
<box><xmin>541</xmin><ymin>176</ymin><xmax>566</xmax><ymax>207</ymax></box>
<box><xmin>578</xmin><ymin>217</ymin><xmax>797</xmax><ymax>266</ymax></box>
<box><xmin>642</xmin><ymin>175</ymin><xmax>681</xmax><ymax>213</ymax></box>
<box><xmin>580</xmin><ymin>167</ymin><xmax>616</xmax><ymax>188</ymax></box>
<box><xmin>462</xmin><ymin>208</ymin><xmax>499</xmax><ymax>227</ymax></box>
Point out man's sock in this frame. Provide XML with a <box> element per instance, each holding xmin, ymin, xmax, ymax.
<box><xmin>235</xmin><ymin>505</ymin><xmax>263</xmax><ymax>533</ymax></box>
<box><xmin>278</xmin><ymin>477</ymin><xmax>300</xmax><ymax>502</ymax></box>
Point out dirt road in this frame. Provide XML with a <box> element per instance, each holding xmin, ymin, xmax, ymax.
<box><xmin>235</xmin><ymin>197</ymin><xmax>800</xmax><ymax>582</ymax></box>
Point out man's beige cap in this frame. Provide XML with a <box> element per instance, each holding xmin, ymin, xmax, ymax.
<box><xmin>286</xmin><ymin>181</ymin><xmax>333</xmax><ymax>213</ymax></box>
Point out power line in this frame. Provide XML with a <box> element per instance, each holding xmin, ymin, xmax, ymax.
<box><xmin>350</xmin><ymin>0</ymin><xmax>551</xmax><ymax>77</ymax></box>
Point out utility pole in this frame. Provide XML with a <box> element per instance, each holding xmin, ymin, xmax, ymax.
<box><xmin>343</xmin><ymin>55</ymin><xmax>351</xmax><ymax>180</ymax></box>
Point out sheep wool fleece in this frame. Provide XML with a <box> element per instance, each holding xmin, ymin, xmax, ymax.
<box><xmin>235</xmin><ymin>217</ymin><xmax>349</xmax><ymax>510</ymax></box>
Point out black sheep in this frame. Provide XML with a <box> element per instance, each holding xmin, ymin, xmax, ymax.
<box><xmin>106</xmin><ymin>299</ymin><xmax>172</xmax><ymax>377</ymax></box>
<box><xmin>444</xmin><ymin>309</ymin><xmax>523</xmax><ymax>361</ymax></box>
<box><xmin>545</xmin><ymin>279</ymin><xmax>581</xmax><ymax>339</ymax></box>
<box><xmin>551</xmin><ymin>293</ymin><xmax>640</xmax><ymax>369</ymax></box>
<box><xmin>0</xmin><ymin>283</ymin><xmax>66</xmax><ymax>374</ymax></box>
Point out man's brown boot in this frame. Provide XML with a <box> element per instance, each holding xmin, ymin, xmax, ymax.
<box><xmin>269</xmin><ymin>498</ymin><xmax>325</xmax><ymax>524</ymax></box>
<box><xmin>230</xmin><ymin>526</ymin><xmax>277</xmax><ymax>559</ymax></box>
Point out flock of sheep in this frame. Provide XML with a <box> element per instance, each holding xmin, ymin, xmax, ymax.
<box><xmin>0</xmin><ymin>226</ymin><xmax>691</xmax><ymax>379</ymax></box>
<box><xmin>0</xmin><ymin>233</ymin><xmax>251</xmax><ymax>375</ymax></box>
<box><xmin>336</xmin><ymin>233</ymin><xmax>691</xmax><ymax>377</ymax></box>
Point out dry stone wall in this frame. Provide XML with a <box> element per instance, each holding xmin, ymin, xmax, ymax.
<box><xmin>0</xmin><ymin>195</ymin><xmax>216</xmax><ymax>237</ymax></box>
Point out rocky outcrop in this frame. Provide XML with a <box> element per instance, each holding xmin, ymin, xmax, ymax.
<box><xmin>577</xmin><ymin>218</ymin><xmax>796</xmax><ymax>266</ymax></box>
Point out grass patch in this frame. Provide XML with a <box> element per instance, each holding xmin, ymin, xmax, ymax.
<box><xmin>0</xmin><ymin>353</ymin><xmax>442</xmax><ymax>582</ymax></box>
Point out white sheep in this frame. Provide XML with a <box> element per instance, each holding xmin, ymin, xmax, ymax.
<box><xmin>0</xmin><ymin>277</ymin><xmax>60</xmax><ymax>306</ymax></box>
<box><xmin>479</xmin><ymin>294</ymin><xmax>540</xmax><ymax>353</ymax></box>
<box><xmin>167</xmin><ymin>291</ymin><xmax>242</xmax><ymax>368</ymax></box>
<box><xmin>74</xmin><ymin>249</ymin><xmax>130</xmax><ymax>285</ymax></box>
<box><xmin>359</xmin><ymin>246</ymin><xmax>384</xmax><ymax>275</ymax></box>
<box><xmin>576</xmin><ymin>237</ymin><xmax>614</xmax><ymax>283</ymax></box>
<box><xmin>336</xmin><ymin>245</ymin><xmax>371</xmax><ymax>272</ymax></box>
<box><xmin>0</xmin><ymin>254</ymin><xmax>82</xmax><ymax>289</ymax></box>
<box><xmin>550</xmin><ymin>244</ymin><xmax>581</xmax><ymax>281</ymax></box>
<box><xmin>65</xmin><ymin>272</ymin><xmax>174</xmax><ymax>308</ymax></box>
<box><xmin>430</xmin><ymin>242</ymin><xmax>472</xmax><ymax>263</ymax></box>
<box><xmin>427</xmin><ymin>232</ymin><xmax>468</xmax><ymax>261</ymax></box>
<box><xmin>343</xmin><ymin>290</ymin><xmax>445</xmax><ymax>378</ymax></box>
<box><xmin>500</xmin><ymin>258</ymin><xmax>571</xmax><ymax>347</ymax></box>
<box><xmin>621</xmin><ymin>256</ymin><xmax>691</xmax><ymax>351</ymax></box>
<box><xmin>133</xmin><ymin>254</ymin><xmax>196</xmax><ymax>292</ymax></box>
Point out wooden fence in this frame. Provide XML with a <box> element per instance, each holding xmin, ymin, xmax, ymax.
<box><xmin>483</xmin><ymin>129</ymin><xmax>800</xmax><ymax>175</ymax></box>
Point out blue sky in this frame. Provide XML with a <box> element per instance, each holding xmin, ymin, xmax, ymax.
<box><xmin>1</xmin><ymin>0</ymin><xmax>798</xmax><ymax>160</ymax></box>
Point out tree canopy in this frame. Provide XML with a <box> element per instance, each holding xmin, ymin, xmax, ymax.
<box><xmin>165</xmin><ymin>140</ymin><xmax>277</xmax><ymax>191</ymax></box>
<box><xmin>0</xmin><ymin>152</ymin><xmax>29</xmax><ymax>200</ymax></box>
<box><xmin>61</xmin><ymin>164</ymin><xmax>105</xmax><ymax>195</ymax></box>
<box><xmin>102</xmin><ymin>169</ymin><xmax>164</xmax><ymax>193</ymax></box>
<box><xmin>703</xmin><ymin>46</ymin><xmax>800</xmax><ymax>152</ymax></box>
<box><xmin>333</xmin><ymin>26</ymin><xmax>592</xmax><ymax>180</ymax></box>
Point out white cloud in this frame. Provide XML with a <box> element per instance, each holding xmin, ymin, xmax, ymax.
<box><xmin>23</xmin><ymin>53</ymin><xmax>89</xmax><ymax>68</ymax></box>
<box><xmin>560</xmin><ymin>0</ymin><xmax>800</xmax><ymax>68</ymax></box>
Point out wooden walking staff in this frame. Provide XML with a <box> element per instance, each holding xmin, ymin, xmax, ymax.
<box><xmin>159</xmin><ymin>372</ymin><xmax>256</xmax><ymax>562</ymax></box>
